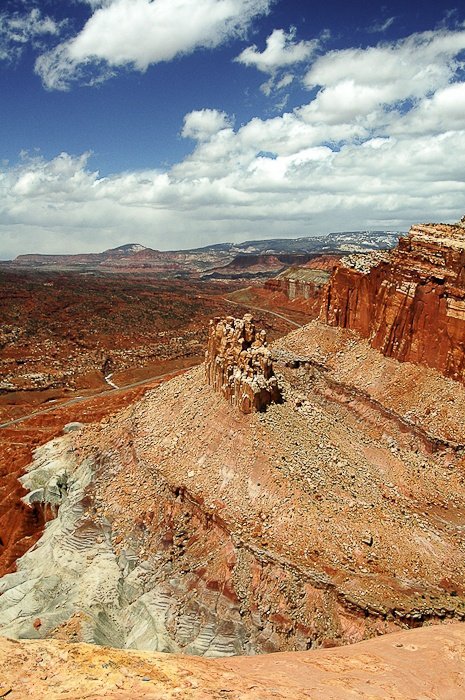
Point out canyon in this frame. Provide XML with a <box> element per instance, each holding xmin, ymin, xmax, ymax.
<box><xmin>0</xmin><ymin>220</ymin><xmax>465</xmax><ymax>697</ymax></box>
<box><xmin>1</xmin><ymin>320</ymin><xmax>465</xmax><ymax>652</ymax></box>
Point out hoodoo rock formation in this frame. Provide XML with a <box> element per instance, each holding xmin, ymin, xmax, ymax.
<box><xmin>322</xmin><ymin>222</ymin><xmax>465</xmax><ymax>382</ymax></box>
<box><xmin>205</xmin><ymin>314</ymin><xmax>281</xmax><ymax>413</ymax></box>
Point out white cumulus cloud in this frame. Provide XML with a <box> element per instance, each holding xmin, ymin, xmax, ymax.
<box><xmin>236</xmin><ymin>26</ymin><xmax>325</xmax><ymax>98</ymax></box>
<box><xmin>235</xmin><ymin>27</ymin><xmax>319</xmax><ymax>73</ymax></box>
<box><xmin>3</xmin><ymin>26</ymin><xmax>465</xmax><ymax>258</ymax></box>
<box><xmin>182</xmin><ymin>109</ymin><xmax>234</xmax><ymax>141</ymax></box>
<box><xmin>304</xmin><ymin>28</ymin><xmax>465</xmax><ymax>101</ymax></box>
<box><xmin>35</xmin><ymin>0</ymin><xmax>271</xmax><ymax>90</ymax></box>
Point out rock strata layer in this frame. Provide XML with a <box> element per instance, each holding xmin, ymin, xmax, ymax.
<box><xmin>205</xmin><ymin>314</ymin><xmax>281</xmax><ymax>413</ymax></box>
<box><xmin>322</xmin><ymin>222</ymin><xmax>465</xmax><ymax>383</ymax></box>
<box><xmin>265</xmin><ymin>267</ymin><xmax>330</xmax><ymax>316</ymax></box>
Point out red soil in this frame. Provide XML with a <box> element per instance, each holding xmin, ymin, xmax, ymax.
<box><xmin>0</xmin><ymin>271</ymin><xmax>294</xmax><ymax>577</ymax></box>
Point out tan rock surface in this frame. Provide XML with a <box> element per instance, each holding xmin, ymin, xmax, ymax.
<box><xmin>0</xmin><ymin>623</ymin><xmax>464</xmax><ymax>698</ymax></box>
<box><xmin>205</xmin><ymin>315</ymin><xmax>281</xmax><ymax>413</ymax></box>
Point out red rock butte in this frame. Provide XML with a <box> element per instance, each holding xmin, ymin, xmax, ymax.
<box><xmin>322</xmin><ymin>222</ymin><xmax>465</xmax><ymax>383</ymax></box>
<box><xmin>205</xmin><ymin>314</ymin><xmax>282</xmax><ymax>413</ymax></box>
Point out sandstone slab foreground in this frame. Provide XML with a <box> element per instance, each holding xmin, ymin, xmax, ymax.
<box><xmin>0</xmin><ymin>624</ymin><xmax>464</xmax><ymax>699</ymax></box>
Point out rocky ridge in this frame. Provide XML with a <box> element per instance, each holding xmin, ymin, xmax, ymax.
<box><xmin>1</xmin><ymin>320</ymin><xmax>465</xmax><ymax>654</ymax></box>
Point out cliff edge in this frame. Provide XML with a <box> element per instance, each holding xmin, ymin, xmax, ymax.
<box><xmin>322</xmin><ymin>222</ymin><xmax>465</xmax><ymax>382</ymax></box>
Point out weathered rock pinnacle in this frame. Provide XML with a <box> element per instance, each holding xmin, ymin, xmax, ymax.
<box><xmin>205</xmin><ymin>314</ymin><xmax>282</xmax><ymax>413</ymax></box>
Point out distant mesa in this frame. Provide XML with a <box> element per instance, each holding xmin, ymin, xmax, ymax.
<box><xmin>3</xmin><ymin>230</ymin><xmax>401</xmax><ymax>278</ymax></box>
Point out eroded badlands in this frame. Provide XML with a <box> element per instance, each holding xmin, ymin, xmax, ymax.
<box><xmin>1</xmin><ymin>318</ymin><xmax>464</xmax><ymax>658</ymax></box>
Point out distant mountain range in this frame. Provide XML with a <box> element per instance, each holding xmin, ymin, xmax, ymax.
<box><xmin>190</xmin><ymin>230</ymin><xmax>401</xmax><ymax>255</ymax></box>
<box><xmin>3</xmin><ymin>231</ymin><xmax>402</xmax><ymax>278</ymax></box>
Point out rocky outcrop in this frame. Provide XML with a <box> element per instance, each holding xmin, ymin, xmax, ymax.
<box><xmin>321</xmin><ymin>223</ymin><xmax>465</xmax><ymax>383</ymax></box>
<box><xmin>205</xmin><ymin>315</ymin><xmax>282</xmax><ymax>413</ymax></box>
<box><xmin>2</xmin><ymin>323</ymin><xmax>465</xmax><ymax>654</ymax></box>
<box><xmin>266</xmin><ymin>269</ymin><xmax>330</xmax><ymax>301</ymax></box>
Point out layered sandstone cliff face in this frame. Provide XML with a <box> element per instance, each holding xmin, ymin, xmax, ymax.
<box><xmin>265</xmin><ymin>268</ymin><xmax>330</xmax><ymax>317</ymax></box>
<box><xmin>322</xmin><ymin>223</ymin><xmax>465</xmax><ymax>382</ymax></box>
<box><xmin>205</xmin><ymin>315</ymin><xmax>281</xmax><ymax>413</ymax></box>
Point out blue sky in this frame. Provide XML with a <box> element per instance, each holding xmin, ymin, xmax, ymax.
<box><xmin>1</xmin><ymin>0</ymin><xmax>465</xmax><ymax>257</ymax></box>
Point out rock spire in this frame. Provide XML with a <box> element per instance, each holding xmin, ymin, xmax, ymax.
<box><xmin>205</xmin><ymin>314</ymin><xmax>281</xmax><ymax>413</ymax></box>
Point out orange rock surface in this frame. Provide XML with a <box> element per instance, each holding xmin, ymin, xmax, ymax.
<box><xmin>5</xmin><ymin>323</ymin><xmax>461</xmax><ymax>653</ymax></box>
<box><xmin>0</xmin><ymin>623</ymin><xmax>463</xmax><ymax>698</ymax></box>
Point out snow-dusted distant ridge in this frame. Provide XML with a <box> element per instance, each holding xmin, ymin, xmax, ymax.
<box><xmin>5</xmin><ymin>230</ymin><xmax>402</xmax><ymax>277</ymax></box>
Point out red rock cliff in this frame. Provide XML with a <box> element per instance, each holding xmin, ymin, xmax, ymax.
<box><xmin>321</xmin><ymin>223</ymin><xmax>465</xmax><ymax>383</ymax></box>
<box><xmin>205</xmin><ymin>314</ymin><xmax>282</xmax><ymax>413</ymax></box>
<box><xmin>265</xmin><ymin>267</ymin><xmax>330</xmax><ymax>306</ymax></box>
